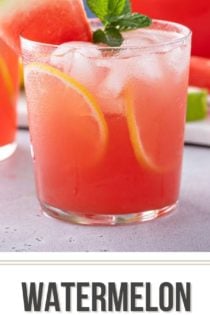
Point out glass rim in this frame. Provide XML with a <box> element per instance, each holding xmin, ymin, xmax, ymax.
<box><xmin>20</xmin><ymin>18</ymin><xmax>192</xmax><ymax>53</ymax></box>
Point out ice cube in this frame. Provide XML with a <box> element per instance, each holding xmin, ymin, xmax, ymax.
<box><xmin>51</xmin><ymin>42</ymin><xmax>77</xmax><ymax>73</ymax></box>
<box><xmin>165</xmin><ymin>44</ymin><xmax>191</xmax><ymax>75</ymax></box>
<box><xmin>99</xmin><ymin>58</ymin><xmax>131</xmax><ymax>98</ymax></box>
<box><xmin>122</xmin><ymin>28</ymin><xmax>183</xmax><ymax>49</ymax></box>
<box><xmin>132</xmin><ymin>54</ymin><xmax>163</xmax><ymax>81</ymax></box>
<box><xmin>98</xmin><ymin>29</ymin><xmax>184</xmax><ymax>99</ymax></box>
<box><xmin>122</xmin><ymin>29</ymin><xmax>157</xmax><ymax>49</ymax></box>
<box><xmin>98</xmin><ymin>50</ymin><xmax>162</xmax><ymax>99</ymax></box>
<box><xmin>121</xmin><ymin>28</ymin><xmax>189</xmax><ymax>81</ymax></box>
<box><xmin>51</xmin><ymin>42</ymin><xmax>99</xmax><ymax>72</ymax></box>
<box><xmin>51</xmin><ymin>42</ymin><xmax>102</xmax><ymax>88</ymax></box>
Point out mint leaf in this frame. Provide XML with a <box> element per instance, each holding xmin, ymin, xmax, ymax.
<box><xmin>93</xmin><ymin>29</ymin><xmax>107</xmax><ymax>44</ymax></box>
<box><xmin>87</xmin><ymin>0</ymin><xmax>128</xmax><ymax>22</ymax></box>
<box><xmin>93</xmin><ymin>28</ymin><xmax>123</xmax><ymax>47</ymax></box>
<box><xmin>107</xmin><ymin>13</ymin><xmax>152</xmax><ymax>31</ymax></box>
<box><xmin>87</xmin><ymin>0</ymin><xmax>152</xmax><ymax>47</ymax></box>
<box><xmin>104</xmin><ymin>28</ymin><xmax>123</xmax><ymax>46</ymax></box>
<box><xmin>108</xmin><ymin>0</ymin><xmax>126</xmax><ymax>17</ymax></box>
<box><xmin>86</xmin><ymin>0</ymin><xmax>108</xmax><ymax>22</ymax></box>
<box><xmin>122</xmin><ymin>0</ymin><xmax>131</xmax><ymax>14</ymax></box>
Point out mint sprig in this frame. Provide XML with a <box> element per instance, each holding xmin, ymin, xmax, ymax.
<box><xmin>87</xmin><ymin>0</ymin><xmax>152</xmax><ymax>47</ymax></box>
<box><xmin>93</xmin><ymin>28</ymin><xmax>123</xmax><ymax>47</ymax></box>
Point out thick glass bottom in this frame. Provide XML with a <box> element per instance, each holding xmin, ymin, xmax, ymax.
<box><xmin>41</xmin><ymin>201</ymin><xmax>177</xmax><ymax>226</ymax></box>
<box><xmin>0</xmin><ymin>141</ymin><xmax>17</xmax><ymax>162</ymax></box>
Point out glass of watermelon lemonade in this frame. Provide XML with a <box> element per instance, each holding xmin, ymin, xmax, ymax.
<box><xmin>21</xmin><ymin>19</ymin><xmax>191</xmax><ymax>225</ymax></box>
<box><xmin>0</xmin><ymin>38</ymin><xmax>19</xmax><ymax>161</ymax></box>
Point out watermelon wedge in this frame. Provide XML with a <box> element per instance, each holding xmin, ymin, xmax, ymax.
<box><xmin>189</xmin><ymin>56</ymin><xmax>210</xmax><ymax>92</ymax></box>
<box><xmin>0</xmin><ymin>0</ymin><xmax>92</xmax><ymax>54</ymax></box>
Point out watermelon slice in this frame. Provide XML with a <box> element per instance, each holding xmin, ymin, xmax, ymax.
<box><xmin>0</xmin><ymin>0</ymin><xmax>92</xmax><ymax>54</ymax></box>
<box><xmin>189</xmin><ymin>56</ymin><xmax>210</xmax><ymax>92</ymax></box>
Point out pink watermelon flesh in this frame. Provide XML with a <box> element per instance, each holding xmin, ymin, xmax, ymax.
<box><xmin>0</xmin><ymin>0</ymin><xmax>92</xmax><ymax>54</ymax></box>
<box><xmin>190</xmin><ymin>56</ymin><xmax>210</xmax><ymax>92</ymax></box>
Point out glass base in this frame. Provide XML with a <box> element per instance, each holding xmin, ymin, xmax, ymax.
<box><xmin>41</xmin><ymin>201</ymin><xmax>177</xmax><ymax>226</ymax></box>
<box><xmin>0</xmin><ymin>141</ymin><xmax>17</xmax><ymax>162</ymax></box>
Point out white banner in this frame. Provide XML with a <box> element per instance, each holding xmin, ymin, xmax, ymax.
<box><xmin>0</xmin><ymin>253</ymin><xmax>209</xmax><ymax>314</ymax></box>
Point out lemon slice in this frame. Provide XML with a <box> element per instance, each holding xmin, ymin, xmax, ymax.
<box><xmin>124</xmin><ymin>86</ymin><xmax>181</xmax><ymax>173</ymax></box>
<box><xmin>19</xmin><ymin>59</ymin><xmax>24</xmax><ymax>89</ymax></box>
<box><xmin>124</xmin><ymin>87</ymin><xmax>161</xmax><ymax>172</ymax></box>
<box><xmin>0</xmin><ymin>55</ymin><xmax>14</xmax><ymax>98</ymax></box>
<box><xmin>25</xmin><ymin>63</ymin><xmax>108</xmax><ymax>168</ymax></box>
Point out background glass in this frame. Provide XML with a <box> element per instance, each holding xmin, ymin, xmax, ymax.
<box><xmin>0</xmin><ymin>38</ymin><xmax>19</xmax><ymax>161</ymax></box>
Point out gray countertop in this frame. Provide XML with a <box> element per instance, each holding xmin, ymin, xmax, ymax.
<box><xmin>0</xmin><ymin>130</ymin><xmax>210</xmax><ymax>252</ymax></box>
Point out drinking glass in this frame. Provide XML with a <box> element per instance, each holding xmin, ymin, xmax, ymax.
<box><xmin>21</xmin><ymin>20</ymin><xmax>191</xmax><ymax>225</ymax></box>
<box><xmin>0</xmin><ymin>38</ymin><xmax>19</xmax><ymax>161</ymax></box>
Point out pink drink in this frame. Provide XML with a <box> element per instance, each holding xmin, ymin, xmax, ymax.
<box><xmin>22</xmin><ymin>20</ymin><xmax>191</xmax><ymax>225</ymax></box>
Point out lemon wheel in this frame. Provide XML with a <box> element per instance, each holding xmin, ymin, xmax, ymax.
<box><xmin>25</xmin><ymin>63</ymin><xmax>108</xmax><ymax>168</ymax></box>
<box><xmin>124</xmin><ymin>85</ymin><xmax>181</xmax><ymax>173</ymax></box>
<box><xmin>0</xmin><ymin>56</ymin><xmax>14</xmax><ymax>99</ymax></box>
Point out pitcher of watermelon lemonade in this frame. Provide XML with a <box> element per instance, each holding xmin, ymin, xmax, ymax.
<box><xmin>21</xmin><ymin>19</ymin><xmax>191</xmax><ymax>225</ymax></box>
<box><xmin>0</xmin><ymin>38</ymin><xmax>19</xmax><ymax>161</ymax></box>
<box><xmin>132</xmin><ymin>0</ymin><xmax>210</xmax><ymax>58</ymax></box>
